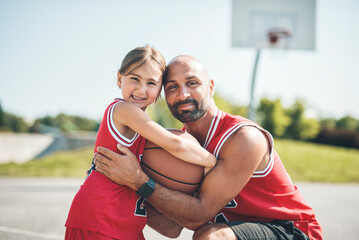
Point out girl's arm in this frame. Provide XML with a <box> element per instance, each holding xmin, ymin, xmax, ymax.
<box><xmin>113</xmin><ymin>102</ymin><xmax>216</xmax><ymax>169</ymax></box>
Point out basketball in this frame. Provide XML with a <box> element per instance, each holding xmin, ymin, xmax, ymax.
<box><xmin>141</xmin><ymin>129</ymin><xmax>204</xmax><ymax>194</ymax></box>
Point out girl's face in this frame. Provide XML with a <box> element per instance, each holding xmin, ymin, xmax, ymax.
<box><xmin>118</xmin><ymin>60</ymin><xmax>163</xmax><ymax>110</ymax></box>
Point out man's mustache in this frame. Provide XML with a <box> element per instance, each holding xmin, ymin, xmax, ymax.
<box><xmin>172</xmin><ymin>99</ymin><xmax>198</xmax><ymax>109</ymax></box>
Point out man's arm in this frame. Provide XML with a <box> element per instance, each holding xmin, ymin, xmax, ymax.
<box><xmin>94</xmin><ymin>127</ymin><xmax>269</xmax><ymax>230</ymax></box>
<box><xmin>146</xmin><ymin>203</ymin><xmax>183</xmax><ymax>238</ymax></box>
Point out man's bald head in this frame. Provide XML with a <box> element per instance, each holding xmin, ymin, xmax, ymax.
<box><xmin>164</xmin><ymin>55</ymin><xmax>210</xmax><ymax>84</ymax></box>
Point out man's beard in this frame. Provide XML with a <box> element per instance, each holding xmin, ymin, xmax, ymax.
<box><xmin>168</xmin><ymin>98</ymin><xmax>207</xmax><ymax>123</ymax></box>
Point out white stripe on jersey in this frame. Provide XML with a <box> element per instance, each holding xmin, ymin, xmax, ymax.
<box><xmin>107</xmin><ymin>101</ymin><xmax>139</xmax><ymax>147</ymax></box>
<box><xmin>252</xmin><ymin>129</ymin><xmax>274</xmax><ymax>177</ymax></box>
<box><xmin>203</xmin><ymin>109</ymin><xmax>221</xmax><ymax>148</ymax></box>
<box><xmin>212</xmin><ymin>121</ymin><xmax>275</xmax><ymax>178</ymax></box>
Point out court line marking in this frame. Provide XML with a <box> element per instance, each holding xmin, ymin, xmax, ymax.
<box><xmin>0</xmin><ymin>226</ymin><xmax>62</xmax><ymax>239</ymax></box>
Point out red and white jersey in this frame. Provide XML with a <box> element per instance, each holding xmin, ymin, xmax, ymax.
<box><xmin>65</xmin><ymin>98</ymin><xmax>147</xmax><ymax>240</ymax></box>
<box><xmin>194</xmin><ymin>109</ymin><xmax>323</xmax><ymax>240</ymax></box>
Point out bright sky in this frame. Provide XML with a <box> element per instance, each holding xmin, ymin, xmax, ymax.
<box><xmin>0</xmin><ymin>0</ymin><xmax>358</xmax><ymax>121</ymax></box>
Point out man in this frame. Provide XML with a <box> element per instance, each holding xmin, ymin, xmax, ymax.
<box><xmin>94</xmin><ymin>55</ymin><xmax>323</xmax><ymax>240</ymax></box>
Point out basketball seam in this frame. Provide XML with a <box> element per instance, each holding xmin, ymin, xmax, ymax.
<box><xmin>141</xmin><ymin>162</ymin><xmax>202</xmax><ymax>185</ymax></box>
<box><xmin>144</xmin><ymin>147</ymin><xmax>162</xmax><ymax>150</ymax></box>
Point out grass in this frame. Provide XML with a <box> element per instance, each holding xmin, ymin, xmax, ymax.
<box><xmin>0</xmin><ymin>140</ymin><xmax>359</xmax><ymax>183</ymax></box>
<box><xmin>0</xmin><ymin>147</ymin><xmax>94</xmax><ymax>178</ymax></box>
<box><xmin>275</xmin><ymin>139</ymin><xmax>359</xmax><ymax>183</ymax></box>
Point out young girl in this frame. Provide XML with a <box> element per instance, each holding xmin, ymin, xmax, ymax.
<box><xmin>65</xmin><ymin>46</ymin><xmax>216</xmax><ymax>240</ymax></box>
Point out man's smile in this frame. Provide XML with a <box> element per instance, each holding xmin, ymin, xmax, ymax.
<box><xmin>177</xmin><ymin>103</ymin><xmax>194</xmax><ymax>110</ymax></box>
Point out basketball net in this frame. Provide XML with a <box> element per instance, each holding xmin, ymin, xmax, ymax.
<box><xmin>267</xmin><ymin>28</ymin><xmax>292</xmax><ymax>59</ymax></box>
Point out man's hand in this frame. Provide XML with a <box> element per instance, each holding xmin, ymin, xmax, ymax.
<box><xmin>94</xmin><ymin>144</ymin><xmax>149</xmax><ymax>190</ymax></box>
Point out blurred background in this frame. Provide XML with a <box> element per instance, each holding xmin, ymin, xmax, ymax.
<box><xmin>0</xmin><ymin>0</ymin><xmax>358</xmax><ymax>239</ymax></box>
<box><xmin>0</xmin><ymin>0</ymin><xmax>358</xmax><ymax>162</ymax></box>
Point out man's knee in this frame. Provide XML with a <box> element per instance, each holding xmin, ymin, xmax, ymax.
<box><xmin>192</xmin><ymin>223</ymin><xmax>236</xmax><ymax>240</ymax></box>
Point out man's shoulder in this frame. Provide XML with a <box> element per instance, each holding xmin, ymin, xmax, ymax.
<box><xmin>229</xmin><ymin>125</ymin><xmax>266</xmax><ymax>146</ymax></box>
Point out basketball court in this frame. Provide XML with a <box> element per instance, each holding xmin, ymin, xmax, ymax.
<box><xmin>0</xmin><ymin>178</ymin><xmax>357</xmax><ymax>240</ymax></box>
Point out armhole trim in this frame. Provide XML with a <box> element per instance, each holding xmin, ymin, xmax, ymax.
<box><xmin>107</xmin><ymin>101</ymin><xmax>139</xmax><ymax>147</ymax></box>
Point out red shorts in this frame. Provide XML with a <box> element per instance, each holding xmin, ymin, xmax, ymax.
<box><xmin>65</xmin><ymin>227</ymin><xmax>117</xmax><ymax>240</ymax></box>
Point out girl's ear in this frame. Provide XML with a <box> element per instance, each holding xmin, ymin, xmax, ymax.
<box><xmin>117</xmin><ymin>70</ymin><xmax>122</xmax><ymax>88</ymax></box>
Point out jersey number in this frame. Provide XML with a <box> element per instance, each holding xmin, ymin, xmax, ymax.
<box><xmin>214</xmin><ymin>199</ymin><xmax>237</xmax><ymax>223</ymax></box>
<box><xmin>134</xmin><ymin>197</ymin><xmax>146</xmax><ymax>217</ymax></box>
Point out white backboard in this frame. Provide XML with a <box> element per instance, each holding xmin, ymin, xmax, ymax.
<box><xmin>232</xmin><ymin>0</ymin><xmax>316</xmax><ymax>50</ymax></box>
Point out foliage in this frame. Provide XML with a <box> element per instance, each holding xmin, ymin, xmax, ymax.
<box><xmin>335</xmin><ymin>116</ymin><xmax>359</xmax><ymax>131</ymax></box>
<box><xmin>312</xmin><ymin>128</ymin><xmax>359</xmax><ymax>149</ymax></box>
<box><xmin>0</xmin><ymin>101</ymin><xmax>5</xmax><ymax>128</ymax></box>
<box><xmin>319</xmin><ymin>118</ymin><xmax>336</xmax><ymax>129</ymax></box>
<box><xmin>1</xmin><ymin>112</ymin><xmax>29</xmax><ymax>132</ymax></box>
<box><xmin>283</xmin><ymin>100</ymin><xmax>320</xmax><ymax>140</ymax></box>
<box><xmin>1</xmin><ymin>140</ymin><xmax>359</xmax><ymax>183</ymax></box>
<box><xmin>257</xmin><ymin>98</ymin><xmax>290</xmax><ymax>137</ymax></box>
<box><xmin>256</xmin><ymin>98</ymin><xmax>319</xmax><ymax>141</ymax></box>
<box><xmin>0</xmin><ymin>101</ymin><xmax>29</xmax><ymax>132</ymax></box>
<box><xmin>32</xmin><ymin>113</ymin><xmax>100</xmax><ymax>132</ymax></box>
<box><xmin>213</xmin><ymin>93</ymin><xmax>248</xmax><ymax>117</ymax></box>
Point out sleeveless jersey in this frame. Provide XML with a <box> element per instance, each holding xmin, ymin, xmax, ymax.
<box><xmin>65</xmin><ymin>98</ymin><xmax>147</xmax><ymax>240</ymax></box>
<box><xmin>196</xmin><ymin>109</ymin><xmax>323</xmax><ymax>240</ymax></box>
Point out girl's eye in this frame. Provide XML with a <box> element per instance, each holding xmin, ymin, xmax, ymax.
<box><xmin>131</xmin><ymin>77</ymin><xmax>139</xmax><ymax>82</ymax></box>
<box><xmin>147</xmin><ymin>82</ymin><xmax>156</xmax><ymax>86</ymax></box>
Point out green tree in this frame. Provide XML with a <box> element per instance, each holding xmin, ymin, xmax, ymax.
<box><xmin>214</xmin><ymin>93</ymin><xmax>247</xmax><ymax>117</ymax></box>
<box><xmin>34</xmin><ymin>113</ymin><xmax>100</xmax><ymax>132</ymax></box>
<box><xmin>319</xmin><ymin>118</ymin><xmax>336</xmax><ymax>129</ymax></box>
<box><xmin>213</xmin><ymin>93</ymin><xmax>233</xmax><ymax>114</ymax></box>
<box><xmin>336</xmin><ymin>116</ymin><xmax>359</xmax><ymax>131</ymax></box>
<box><xmin>257</xmin><ymin>98</ymin><xmax>290</xmax><ymax>137</ymax></box>
<box><xmin>3</xmin><ymin>113</ymin><xmax>29</xmax><ymax>132</ymax></box>
<box><xmin>72</xmin><ymin>116</ymin><xmax>99</xmax><ymax>131</ymax></box>
<box><xmin>299</xmin><ymin>118</ymin><xmax>320</xmax><ymax>140</ymax></box>
<box><xmin>284</xmin><ymin>100</ymin><xmax>319</xmax><ymax>140</ymax></box>
<box><xmin>0</xmin><ymin>101</ymin><xmax>5</xmax><ymax>129</ymax></box>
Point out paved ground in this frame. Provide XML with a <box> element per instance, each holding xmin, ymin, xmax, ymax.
<box><xmin>0</xmin><ymin>178</ymin><xmax>358</xmax><ymax>240</ymax></box>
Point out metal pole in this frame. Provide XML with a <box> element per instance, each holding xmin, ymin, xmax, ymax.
<box><xmin>248</xmin><ymin>49</ymin><xmax>261</xmax><ymax>121</ymax></box>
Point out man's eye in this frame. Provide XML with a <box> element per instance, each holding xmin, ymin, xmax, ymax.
<box><xmin>189</xmin><ymin>81</ymin><xmax>198</xmax><ymax>86</ymax></box>
<box><xmin>167</xmin><ymin>85</ymin><xmax>177</xmax><ymax>90</ymax></box>
<box><xmin>147</xmin><ymin>82</ymin><xmax>156</xmax><ymax>86</ymax></box>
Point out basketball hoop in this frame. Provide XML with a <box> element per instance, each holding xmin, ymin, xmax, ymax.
<box><xmin>267</xmin><ymin>28</ymin><xmax>292</xmax><ymax>47</ymax></box>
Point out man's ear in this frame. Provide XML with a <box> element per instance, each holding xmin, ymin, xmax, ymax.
<box><xmin>209</xmin><ymin>79</ymin><xmax>215</xmax><ymax>97</ymax></box>
<box><xmin>117</xmin><ymin>70</ymin><xmax>122</xmax><ymax>88</ymax></box>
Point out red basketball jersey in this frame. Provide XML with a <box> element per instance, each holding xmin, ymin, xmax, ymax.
<box><xmin>65</xmin><ymin>98</ymin><xmax>147</xmax><ymax>240</ymax></box>
<box><xmin>191</xmin><ymin>109</ymin><xmax>323</xmax><ymax>240</ymax></box>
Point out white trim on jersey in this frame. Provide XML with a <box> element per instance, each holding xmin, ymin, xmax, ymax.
<box><xmin>252</xmin><ymin>129</ymin><xmax>274</xmax><ymax>178</ymax></box>
<box><xmin>107</xmin><ymin>101</ymin><xmax>139</xmax><ymax>147</ymax></box>
<box><xmin>213</xmin><ymin>123</ymin><xmax>247</xmax><ymax>158</ymax></box>
<box><xmin>212</xmin><ymin>119</ymin><xmax>275</xmax><ymax>178</ymax></box>
<box><xmin>203</xmin><ymin>108</ymin><xmax>221</xmax><ymax>148</ymax></box>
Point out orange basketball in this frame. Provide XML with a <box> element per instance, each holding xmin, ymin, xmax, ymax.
<box><xmin>141</xmin><ymin>129</ymin><xmax>204</xmax><ymax>194</ymax></box>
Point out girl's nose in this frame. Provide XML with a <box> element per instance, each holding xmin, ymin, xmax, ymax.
<box><xmin>136</xmin><ymin>83</ymin><xmax>146</xmax><ymax>95</ymax></box>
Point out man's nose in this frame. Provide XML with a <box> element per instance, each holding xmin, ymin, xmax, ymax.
<box><xmin>178</xmin><ymin>86</ymin><xmax>190</xmax><ymax>100</ymax></box>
